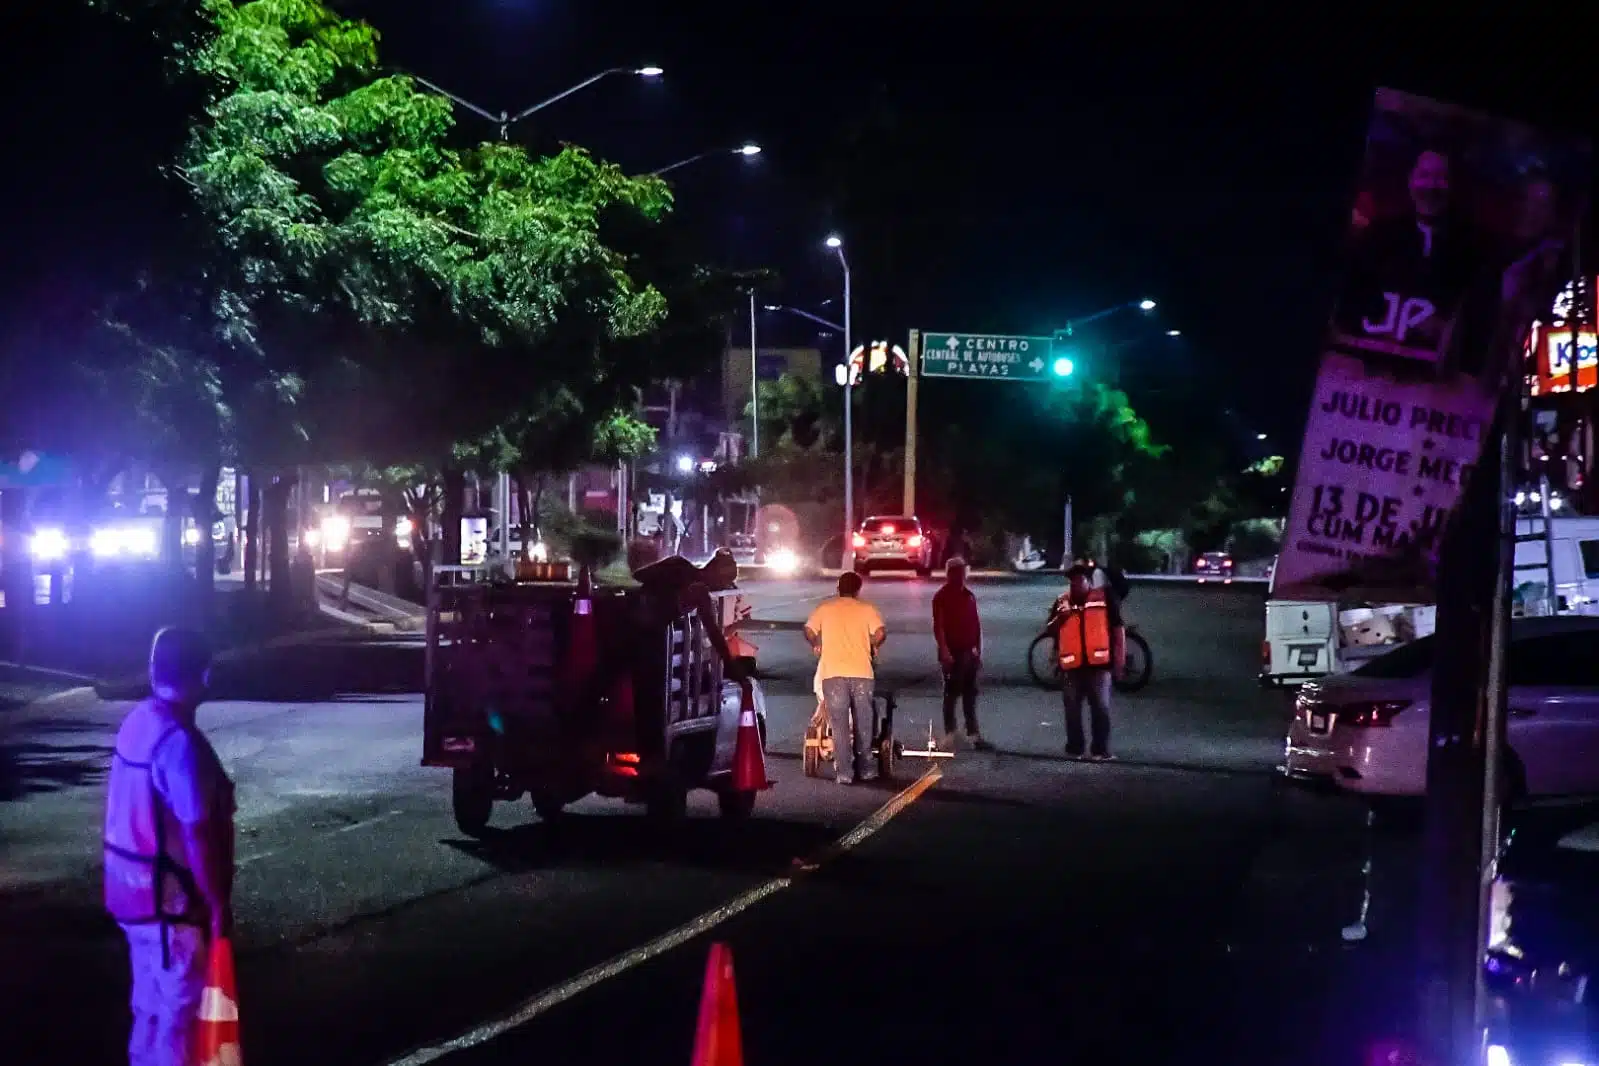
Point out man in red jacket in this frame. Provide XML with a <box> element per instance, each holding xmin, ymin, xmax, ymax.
<box><xmin>933</xmin><ymin>558</ymin><xmax>992</xmax><ymax>750</ymax></box>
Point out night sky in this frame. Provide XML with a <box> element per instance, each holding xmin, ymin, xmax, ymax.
<box><xmin>5</xmin><ymin>5</ymin><xmax>1593</xmax><ymax>455</ymax></box>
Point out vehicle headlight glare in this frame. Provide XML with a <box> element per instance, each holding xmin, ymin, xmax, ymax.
<box><xmin>90</xmin><ymin>529</ymin><xmax>122</xmax><ymax>558</ymax></box>
<box><xmin>127</xmin><ymin>528</ymin><xmax>158</xmax><ymax>557</ymax></box>
<box><xmin>32</xmin><ymin>528</ymin><xmax>69</xmax><ymax>562</ymax></box>
<box><xmin>321</xmin><ymin>515</ymin><xmax>351</xmax><ymax>552</ymax></box>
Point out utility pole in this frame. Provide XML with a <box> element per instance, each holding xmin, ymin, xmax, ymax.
<box><xmin>1418</xmin><ymin>390</ymin><xmax>1516</xmax><ymax>1066</ymax></box>
<box><xmin>903</xmin><ymin>329</ymin><xmax>920</xmax><ymax>515</ymax></box>
<box><xmin>749</xmin><ymin>290</ymin><xmax>760</xmax><ymax>459</ymax></box>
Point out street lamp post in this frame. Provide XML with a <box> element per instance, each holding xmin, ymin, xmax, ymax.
<box><xmin>749</xmin><ymin>289</ymin><xmax>759</xmax><ymax>459</ymax></box>
<box><xmin>826</xmin><ymin>235</ymin><xmax>853</xmax><ymax>570</ymax></box>
<box><xmin>408</xmin><ymin>65</ymin><xmax>662</xmax><ymax>550</ymax></box>
<box><xmin>650</xmin><ymin>143</ymin><xmax>762</xmax><ymax>177</ymax></box>
<box><xmin>410</xmin><ymin>66</ymin><xmax>664</xmax><ymax>141</ymax></box>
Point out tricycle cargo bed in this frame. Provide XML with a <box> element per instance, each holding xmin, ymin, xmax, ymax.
<box><xmin>421</xmin><ymin>568</ymin><xmax>747</xmax><ymax>780</ymax></box>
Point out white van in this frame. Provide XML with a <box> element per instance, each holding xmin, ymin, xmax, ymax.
<box><xmin>1260</xmin><ymin>516</ymin><xmax>1599</xmax><ymax>687</ymax></box>
<box><xmin>1261</xmin><ymin>596</ymin><xmax>1434</xmax><ymax>688</ymax></box>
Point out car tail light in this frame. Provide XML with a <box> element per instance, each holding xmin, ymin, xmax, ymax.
<box><xmin>1222</xmin><ymin>559</ymin><xmax>1234</xmax><ymax>569</ymax></box>
<box><xmin>1197</xmin><ymin>558</ymin><xmax>1210</xmax><ymax>568</ymax></box>
<box><xmin>1262</xmin><ymin>640</ymin><xmax>1271</xmax><ymax>666</ymax></box>
<box><xmin>852</xmin><ymin>533</ymin><xmax>866</xmax><ymax>549</ymax></box>
<box><xmin>1339</xmin><ymin>700</ymin><xmax>1412</xmax><ymax>728</ymax></box>
<box><xmin>906</xmin><ymin>534</ymin><xmax>923</xmax><ymax>548</ymax></box>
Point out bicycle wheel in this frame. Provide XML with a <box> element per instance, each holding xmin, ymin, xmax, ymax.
<box><xmin>1114</xmin><ymin>631</ymin><xmax>1153</xmax><ymax>693</ymax></box>
<box><xmin>1027</xmin><ymin>632</ymin><xmax>1061</xmax><ymax>689</ymax></box>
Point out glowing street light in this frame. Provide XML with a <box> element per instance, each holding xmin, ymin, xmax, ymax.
<box><xmin>1052</xmin><ymin>357</ymin><xmax>1076</xmax><ymax>378</ymax></box>
<box><xmin>1166</xmin><ymin>329</ymin><xmax>1182</xmax><ymax>337</ymax></box>
<box><xmin>825</xmin><ymin>234</ymin><xmax>843</xmax><ymax>249</ymax></box>
<box><xmin>1138</xmin><ymin>298</ymin><xmax>1158</xmax><ymax>312</ymax></box>
<box><xmin>637</xmin><ymin>66</ymin><xmax>665</xmax><ymax>77</ymax></box>
<box><xmin>675</xmin><ymin>455</ymin><xmax>695</xmax><ymax>474</ymax></box>
<box><xmin>652</xmin><ymin>142</ymin><xmax>765</xmax><ymax>176</ymax></box>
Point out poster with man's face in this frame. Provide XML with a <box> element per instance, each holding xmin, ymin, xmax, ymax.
<box><xmin>1274</xmin><ymin>89</ymin><xmax>1590</xmax><ymax>603</ymax></box>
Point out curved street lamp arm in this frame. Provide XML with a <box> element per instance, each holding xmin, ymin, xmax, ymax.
<box><xmin>507</xmin><ymin>67</ymin><xmax>631</xmax><ymax>126</ymax></box>
<box><xmin>766</xmin><ymin>305</ymin><xmax>843</xmax><ymax>332</ymax></box>
<box><xmin>408</xmin><ymin>74</ymin><xmax>505</xmax><ymax>125</ymax></box>
<box><xmin>650</xmin><ymin>150</ymin><xmax>713</xmax><ymax>177</ymax></box>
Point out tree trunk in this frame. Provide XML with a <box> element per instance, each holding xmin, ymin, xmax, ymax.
<box><xmin>530</xmin><ymin>475</ymin><xmax>546</xmax><ymax>549</ymax></box>
<box><xmin>513</xmin><ymin>474</ymin><xmax>532</xmax><ymax>560</ymax></box>
<box><xmin>243</xmin><ymin>471</ymin><xmax>260</xmax><ymax>593</ymax></box>
<box><xmin>192</xmin><ymin>464</ymin><xmax>220</xmax><ymax>622</ymax></box>
<box><xmin>0</xmin><ymin>488</ymin><xmax>32</xmax><ymax>659</ymax></box>
<box><xmin>441</xmin><ymin>467</ymin><xmax>465</xmax><ymax>566</ymax></box>
<box><xmin>404</xmin><ymin>486</ymin><xmax>434</xmax><ymax>595</ymax></box>
<box><xmin>154</xmin><ymin>465</ymin><xmax>188</xmax><ymax>572</ymax></box>
<box><xmin>264</xmin><ymin>476</ymin><xmax>295</xmax><ymax>619</ymax></box>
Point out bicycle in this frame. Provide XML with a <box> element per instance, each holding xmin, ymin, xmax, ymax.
<box><xmin>1027</xmin><ymin>618</ymin><xmax>1153</xmax><ymax>693</ymax></box>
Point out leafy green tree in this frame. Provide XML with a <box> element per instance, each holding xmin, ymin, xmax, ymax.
<box><xmin>89</xmin><ymin>0</ymin><xmax>676</xmax><ymax>606</ymax></box>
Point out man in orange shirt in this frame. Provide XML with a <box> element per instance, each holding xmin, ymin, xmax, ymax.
<box><xmin>804</xmin><ymin>572</ymin><xmax>887</xmax><ymax>784</ymax></box>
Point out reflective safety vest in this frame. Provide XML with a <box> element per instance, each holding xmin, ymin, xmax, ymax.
<box><xmin>103</xmin><ymin>703</ymin><xmax>204</xmax><ymax>928</ymax></box>
<box><xmin>1057</xmin><ymin>589</ymin><xmax>1113</xmax><ymax>670</ymax></box>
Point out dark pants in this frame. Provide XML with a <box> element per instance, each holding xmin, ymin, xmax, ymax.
<box><xmin>1062</xmin><ymin>667</ymin><xmax>1112</xmax><ymax>756</ymax></box>
<box><xmin>942</xmin><ymin>650</ymin><xmax>980</xmax><ymax>735</ymax></box>
<box><xmin>821</xmin><ymin>676</ymin><xmax>876</xmax><ymax>783</ymax></box>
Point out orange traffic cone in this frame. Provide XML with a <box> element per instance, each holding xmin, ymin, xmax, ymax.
<box><xmin>194</xmin><ymin>937</ymin><xmax>242</xmax><ymax>1066</ymax></box>
<box><xmin>731</xmin><ymin>684</ymin><xmax>769</xmax><ymax>792</ymax></box>
<box><xmin>690</xmin><ymin>942</ymin><xmax>743</xmax><ymax>1066</ymax></box>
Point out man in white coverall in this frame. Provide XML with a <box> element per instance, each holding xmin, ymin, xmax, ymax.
<box><xmin>103</xmin><ymin>627</ymin><xmax>236</xmax><ymax>1065</ymax></box>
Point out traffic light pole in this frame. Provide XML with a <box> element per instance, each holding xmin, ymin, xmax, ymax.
<box><xmin>903</xmin><ymin>330</ymin><xmax>921</xmax><ymax>515</ymax></box>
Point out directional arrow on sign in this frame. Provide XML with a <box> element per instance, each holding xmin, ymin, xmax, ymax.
<box><xmin>1028</xmin><ymin>357</ymin><xmax>1044</xmax><ymax>373</ymax></box>
<box><xmin>944</xmin><ymin>335</ymin><xmax>960</xmax><ymax>350</ymax></box>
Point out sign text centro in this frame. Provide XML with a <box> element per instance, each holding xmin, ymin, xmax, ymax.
<box><xmin>920</xmin><ymin>332</ymin><xmax>1053</xmax><ymax>381</ymax></box>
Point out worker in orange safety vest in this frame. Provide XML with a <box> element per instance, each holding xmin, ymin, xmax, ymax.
<box><xmin>1053</xmin><ymin>558</ymin><xmax>1126</xmax><ymax>760</ymax></box>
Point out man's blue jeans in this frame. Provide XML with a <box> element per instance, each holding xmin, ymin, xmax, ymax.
<box><xmin>821</xmin><ymin>676</ymin><xmax>875</xmax><ymax>783</ymax></box>
<box><xmin>1062</xmin><ymin>667</ymin><xmax>1113</xmax><ymax>757</ymax></box>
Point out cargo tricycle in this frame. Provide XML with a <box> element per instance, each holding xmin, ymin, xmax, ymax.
<box><xmin>421</xmin><ymin>563</ymin><xmax>768</xmax><ymax>836</ymax></box>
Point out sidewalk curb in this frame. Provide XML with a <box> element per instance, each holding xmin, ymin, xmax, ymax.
<box><xmin>9</xmin><ymin>618</ymin><xmax>395</xmax><ymax>717</ymax></box>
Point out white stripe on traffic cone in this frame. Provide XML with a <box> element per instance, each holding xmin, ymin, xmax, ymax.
<box><xmin>199</xmin><ymin>987</ymin><xmax>239</xmax><ymax>1023</ymax></box>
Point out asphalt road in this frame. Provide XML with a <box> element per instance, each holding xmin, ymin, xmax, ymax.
<box><xmin>0</xmin><ymin>575</ymin><xmax>1419</xmax><ymax>1066</ymax></box>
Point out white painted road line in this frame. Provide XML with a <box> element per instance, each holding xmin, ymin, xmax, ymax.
<box><xmin>238</xmin><ymin>809</ymin><xmax>406</xmax><ymax>866</ymax></box>
<box><xmin>381</xmin><ymin>768</ymin><xmax>944</xmax><ymax>1066</ymax></box>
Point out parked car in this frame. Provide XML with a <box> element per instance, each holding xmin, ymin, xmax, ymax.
<box><xmin>850</xmin><ymin>516</ymin><xmax>934</xmax><ymax>578</ymax></box>
<box><xmin>1283</xmin><ymin>616</ymin><xmax>1599</xmax><ymax>798</ymax></box>
<box><xmin>1193</xmin><ymin>551</ymin><xmax>1234</xmax><ymax>582</ymax></box>
<box><xmin>1484</xmin><ymin>799</ymin><xmax>1599</xmax><ymax>1066</ymax></box>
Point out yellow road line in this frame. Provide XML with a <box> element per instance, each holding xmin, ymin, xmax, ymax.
<box><xmin>383</xmin><ymin>767</ymin><xmax>943</xmax><ymax>1066</ymax></box>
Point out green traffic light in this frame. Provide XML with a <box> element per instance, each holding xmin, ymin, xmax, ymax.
<box><xmin>1052</xmin><ymin>357</ymin><xmax>1075</xmax><ymax>377</ymax></box>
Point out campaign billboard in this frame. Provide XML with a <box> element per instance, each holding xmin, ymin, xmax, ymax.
<box><xmin>1274</xmin><ymin>89</ymin><xmax>1590</xmax><ymax>603</ymax></box>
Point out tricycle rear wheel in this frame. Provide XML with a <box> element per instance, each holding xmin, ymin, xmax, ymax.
<box><xmin>452</xmin><ymin>764</ymin><xmax>494</xmax><ymax>837</ymax></box>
